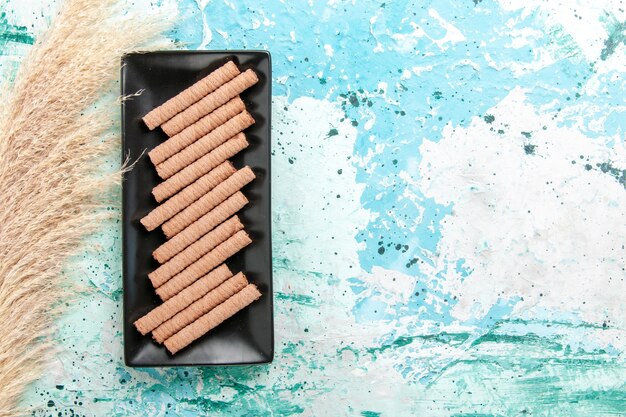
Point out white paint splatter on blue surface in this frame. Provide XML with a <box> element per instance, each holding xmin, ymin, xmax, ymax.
<box><xmin>1</xmin><ymin>0</ymin><xmax>625</xmax><ymax>415</ymax></box>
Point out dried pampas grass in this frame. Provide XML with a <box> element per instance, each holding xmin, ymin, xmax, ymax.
<box><xmin>0</xmin><ymin>0</ymin><xmax>172</xmax><ymax>415</ymax></box>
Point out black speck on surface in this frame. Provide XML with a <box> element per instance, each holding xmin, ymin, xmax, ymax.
<box><xmin>524</xmin><ymin>144</ymin><xmax>536</xmax><ymax>155</ymax></box>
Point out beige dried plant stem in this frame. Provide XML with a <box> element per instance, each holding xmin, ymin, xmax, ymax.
<box><xmin>152</xmin><ymin>272</ymin><xmax>248</xmax><ymax>343</ymax></box>
<box><xmin>164</xmin><ymin>284</ymin><xmax>261</xmax><ymax>354</ymax></box>
<box><xmin>142</xmin><ymin>61</ymin><xmax>240</xmax><ymax>130</ymax></box>
<box><xmin>155</xmin><ymin>230</ymin><xmax>252</xmax><ymax>300</ymax></box>
<box><xmin>161</xmin><ymin>69</ymin><xmax>259</xmax><ymax>136</ymax></box>
<box><xmin>162</xmin><ymin>166</ymin><xmax>255</xmax><ymax>238</ymax></box>
<box><xmin>152</xmin><ymin>133</ymin><xmax>248</xmax><ymax>202</ymax></box>
<box><xmin>0</xmin><ymin>0</ymin><xmax>171</xmax><ymax>415</ymax></box>
<box><xmin>155</xmin><ymin>110</ymin><xmax>254</xmax><ymax>179</ymax></box>
<box><xmin>148</xmin><ymin>96</ymin><xmax>245</xmax><ymax>165</ymax></box>
<box><xmin>153</xmin><ymin>192</ymin><xmax>249</xmax><ymax>263</ymax></box>
<box><xmin>140</xmin><ymin>161</ymin><xmax>236</xmax><ymax>231</ymax></box>
<box><xmin>148</xmin><ymin>216</ymin><xmax>243</xmax><ymax>286</ymax></box>
<box><xmin>133</xmin><ymin>264</ymin><xmax>232</xmax><ymax>335</ymax></box>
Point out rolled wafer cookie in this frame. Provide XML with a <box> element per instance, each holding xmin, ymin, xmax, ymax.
<box><xmin>149</xmin><ymin>216</ymin><xmax>243</xmax><ymax>286</ymax></box>
<box><xmin>149</xmin><ymin>97</ymin><xmax>245</xmax><ymax>165</ymax></box>
<box><xmin>140</xmin><ymin>161</ymin><xmax>236</xmax><ymax>231</ymax></box>
<box><xmin>161</xmin><ymin>69</ymin><xmax>259</xmax><ymax>136</ymax></box>
<box><xmin>153</xmin><ymin>192</ymin><xmax>248</xmax><ymax>263</ymax></box>
<box><xmin>142</xmin><ymin>61</ymin><xmax>240</xmax><ymax>130</ymax></box>
<box><xmin>153</xmin><ymin>272</ymin><xmax>248</xmax><ymax>343</ymax></box>
<box><xmin>156</xmin><ymin>111</ymin><xmax>255</xmax><ymax>179</ymax></box>
<box><xmin>164</xmin><ymin>284</ymin><xmax>261</xmax><ymax>354</ymax></box>
<box><xmin>162</xmin><ymin>167</ymin><xmax>255</xmax><ymax>238</ymax></box>
<box><xmin>155</xmin><ymin>231</ymin><xmax>252</xmax><ymax>300</ymax></box>
<box><xmin>133</xmin><ymin>265</ymin><xmax>232</xmax><ymax>335</ymax></box>
<box><xmin>152</xmin><ymin>133</ymin><xmax>248</xmax><ymax>202</ymax></box>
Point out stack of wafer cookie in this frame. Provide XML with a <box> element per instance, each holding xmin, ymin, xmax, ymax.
<box><xmin>134</xmin><ymin>60</ymin><xmax>262</xmax><ymax>355</ymax></box>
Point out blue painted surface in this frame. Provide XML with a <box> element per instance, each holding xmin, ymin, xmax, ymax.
<box><xmin>1</xmin><ymin>0</ymin><xmax>625</xmax><ymax>415</ymax></box>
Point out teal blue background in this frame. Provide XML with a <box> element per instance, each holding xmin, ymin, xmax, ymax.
<box><xmin>1</xmin><ymin>0</ymin><xmax>625</xmax><ymax>415</ymax></box>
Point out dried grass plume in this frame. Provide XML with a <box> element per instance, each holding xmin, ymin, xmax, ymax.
<box><xmin>0</xmin><ymin>0</ymin><xmax>172</xmax><ymax>415</ymax></box>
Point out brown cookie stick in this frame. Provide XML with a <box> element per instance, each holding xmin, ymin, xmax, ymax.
<box><xmin>140</xmin><ymin>162</ymin><xmax>235</xmax><ymax>231</ymax></box>
<box><xmin>133</xmin><ymin>264</ymin><xmax>232</xmax><ymax>335</ymax></box>
<box><xmin>164</xmin><ymin>284</ymin><xmax>261</xmax><ymax>354</ymax></box>
<box><xmin>152</xmin><ymin>272</ymin><xmax>248</xmax><ymax>343</ymax></box>
<box><xmin>155</xmin><ymin>231</ymin><xmax>252</xmax><ymax>300</ymax></box>
<box><xmin>149</xmin><ymin>97</ymin><xmax>245</xmax><ymax>165</ymax></box>
<box><xmin>161</xmin><ymin>69</ymin><xmax>259</xmax><ymax>136</ymax></box>
<box><xmin>162</xmin><ymin>167</ymin><xmax>255</xmax><ymax>238</ymax></box>
<box><xmin>152</xmin><ymin>192</ymin><xmax>248</xmax><ymax>263</ymax></box>
<box><xmin>152</xmin><ymin>133</ymin><xmax>248</xmax><ymax>203</ymax></box>
<box><xmin>142</xmin><ymin>61</ymin><xmax>240</xmax><ymax>130</ymax></box>
<box><xmin>156</xmin><ymin>111</ymin><xmax>254</xmax><ymax>179</ymax></box>
<box><xmin>148</xmin><ymin>216</ymin><xmax>243</xmax><ymax>286</ymax></box>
